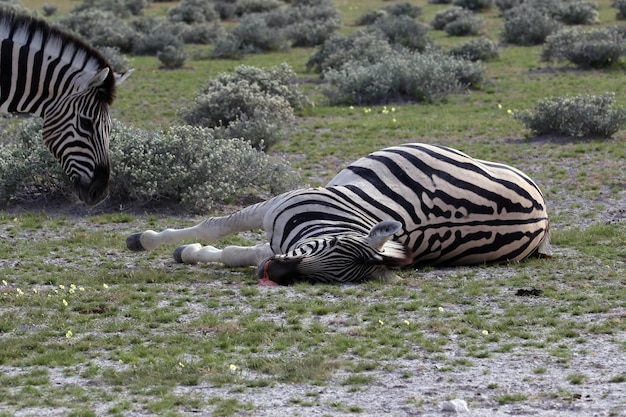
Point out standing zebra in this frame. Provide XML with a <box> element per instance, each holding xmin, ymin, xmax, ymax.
<box><xmin>0</xmin><ymin>10</ymin><xmax>132</xmax><ymax>205</ymax></box>
<box><xmin>127</xmin><ymin>143</ymin><xmax>550</xmax><ymax>285</ymax></box>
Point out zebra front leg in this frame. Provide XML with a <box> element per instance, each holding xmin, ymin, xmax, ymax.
<box><xmin>174</xmin><ymin>243</ymin><xmax>274</xmax><ymax>268</ymax></box>
<box><xmin>127</xmin><ymin>201</ymin><xmax>270</xmax><ymax>252</ymax></box>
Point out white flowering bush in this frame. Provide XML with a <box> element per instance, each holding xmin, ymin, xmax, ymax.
<box><xmin>323</xmin><ymin>48</ymin><xmax>484</xmax><ymax>105</ymax></box>
<box><xmin>541</xmin><ymin>26</ymin><xmax>626</xmax><ymax>69</ymax></box>
<box><xmin>512</xmin><ymin>93</ymin><xmax>626</xmax><ymax>138</ymax></box>
<box><xmin>59</xmin><ymin>9</ymin><xmax>137</xmax><ymax>52</ymax></box>
<box><xmin>0</xmin><ymin>117</ymin><xmax>64</xmax><ymax>206</ymax></box>
<box><xmin>110</xmin><ymin>124</ymin><xmax>300</xmax><ymax>211</ymax></box>
<box><xmin>180</xmin><ymin>64</ymin><xmax>308</xmax><ymax>150</ymax></box>
<box><xmin>0</xmin><ymin>119</ymin><xmax>300</xmax><ymax>210</ymax></box>
<box><xmin>444</xmin><ymin>14</ymin><xmax>483</xmax><ymax>36</ymax></box>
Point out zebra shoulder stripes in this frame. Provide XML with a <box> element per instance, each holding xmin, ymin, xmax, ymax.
<box><xmin>0</xmin><ymin>10</ymin><xmax>132</xmax><ymax>205</ymax></box>
<box><xmin>126</xmin><ymin>143</ymin><xmax>550</xmax><ymax>285</ymax></box>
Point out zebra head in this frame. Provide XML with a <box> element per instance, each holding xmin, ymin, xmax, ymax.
<box><xmin>258</xmin><ymin>220</ymin><xmax>413</xmax><ymax>285</ymax></box>
<box><xmin>42</xmin><ymin>68</ymin><xmax>131</xmax><ymax>206</ymax></box>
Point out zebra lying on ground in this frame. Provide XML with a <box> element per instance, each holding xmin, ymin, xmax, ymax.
<box><xmin>0</xmin><ymin>10</ymin><xmax>132</xmax><ymax>205</ymax></box>
<box><xmin>127</xmin><ymin>143</ymin><xmax>550</xmax><ymax>285</ymax></box>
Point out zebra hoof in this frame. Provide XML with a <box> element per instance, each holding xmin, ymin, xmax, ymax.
<box><xmin>126</xmin><ymin>233</ymin><xmax>146</xmax><ymax>252</ymax></box>
<box><xmin>173</xmin><ymin>245</ymin><xmax>188</xmax><ymax>263</ymax></box>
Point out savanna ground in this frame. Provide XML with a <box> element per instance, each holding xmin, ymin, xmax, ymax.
<box><xmin>1</xmin><ymin>0</ymin><xmax>625</xmax><ymax>416</ymax></box>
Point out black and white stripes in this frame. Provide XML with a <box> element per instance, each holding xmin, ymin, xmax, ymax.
<box><xmin>127</xmin><ymin>142</ymin><xmax>550</xmax><ymax>286</ymax></box>
<box><xmin>0</xmin><ymin>10</ymin><xmax>130</xmax><ymax>205</ymax></box>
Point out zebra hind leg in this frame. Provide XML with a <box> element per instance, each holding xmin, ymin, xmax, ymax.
<box><xmin>173</xmin><ymin>243</ymin><xmax>274</xmax><ymax>268</ymax></box>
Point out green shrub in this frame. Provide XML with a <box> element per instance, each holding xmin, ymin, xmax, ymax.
<box><xmin>109</xmin><ymin>124</ymin><xmax>300</xmax><ymax>211</ymax></box>
<box><xmin>235</xmin><ymin>0</ymin><xmax>283</xmax><ymax>16</ymax></box>
<box><xmin>98</xmin><ymin>46</ymin><xmax>133</xmax><ymax>73</ymax></box>
<box><xmin>513</xmin><ymin>93</ymin><xmax>626</xmax><ymax>138</ymax></box>
<box><xmin>180</xmin><ymin>64</ymin><xmax>307</xmax><ymax>150</ymax></box>
<box><xmin>541</xmin><ymin>26</ymin><xmax>626</xmax><ymax>69</ymax></box>
<box><xmin>157</xmin><ymin>45</ymin><xmax>187</xmax><ymax>69</ymax></box>
<box><xmin>449</xmin><ymin>37</ymin><xmax>499</xmax><ymax>61</ymax></box>
<box><xmin>211</xmin><ymin>13</ymin><xmax>289</xmax><ymax>58</ymax></box>
<box><xmin>282</xmin><ymin>0</ymin><xmax>341</xmax><ymax>47</ymax></box>
<box><xmin>71</xmin><ymin>0</ymin><xmax>150</xmax><ymax>18</ymax></box>
<box><xmin>132</xmin><ymin>21</ymin><xmax>185</xmax><ymax>55</ymax></box>
<box><xmin>0</xmin><ymin>117</ymin><xmax>63</xmax><ymax>207</ymax></box>
<box><xmin>444</xmin><ymin>14</ymin><xmax>483</xmax><ymax>36</ymax></box>
<box><xmin>322</xmin><ymin>48</ymin><xmax>484</xmax><ymax>105</ymax></box>
<box><xmin>615</xmin><ymin>0</ymin><xmax>626</xmax><ymax>19</ymax></box>
<box><xmin>306</xmin><ymin>30</ymin><xmax>394</xmax><ymax>74</ymax></box>
<box><xmin>373</xmin><ymin>14</ymin><xmax>432</xmax><ymax>51</ymax></box>
<box><xmin>431</xmin><ymin>6</ymin><xmax>472</xmax><ymax>30</ymax></box>
<box><xmin>495</xmin><ymin>0</ymin><xmax>522</xmax><ymax>13</ymax></box>
<box><xmin>59</xmin><ymin>9</ymin><xmax>137</xmax><ymax>52</ymax></box>
<box><xmin>453</xmin><ymin>0</ymin><xmax>493</xmax><ymax>11</ymax></box>
<box><xmin>501</xmin><ymin>4</ymin><xmax>561</xmax><ymax>45</ymax></box>
<box><xmin>167</xmin><ymin>0</ymin><xmax>218</xmax><ymax>24</ymax></box>
<box><xmin>0</xmin><ymin>119</ymin><xmax>300</xmax><ymax>210</ymax></box>
<box><xmin>555</xmin><ymin>0</ymin><xmax>598</xmax><ymax>25</ymax></box>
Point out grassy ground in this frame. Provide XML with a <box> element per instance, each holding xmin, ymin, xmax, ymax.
<box><xmin>1</xmin><ymin>0</ymin><xmax>625</xmax><ymax>416</ymax></box>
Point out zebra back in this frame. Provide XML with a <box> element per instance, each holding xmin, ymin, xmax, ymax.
<box><xmin>268</xmin><ymin>143</ymin><xmax>549</xmax><ymax>271</ymax></box>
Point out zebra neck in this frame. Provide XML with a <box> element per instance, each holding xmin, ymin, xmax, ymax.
<box><xmin>0</xmin><ymin>13</ymin><xmax>107</xmax><ymax>116</ymax></box>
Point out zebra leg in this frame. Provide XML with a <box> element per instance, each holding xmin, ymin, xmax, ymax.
<box><xmin>173</xmin><ymin>243</ymin><xmax>274</xmax><ymax>267</ymax></box>
<box><xmin>127</xmin><ymin>201</ymin><xmax>270</xmax><ymax>252</ymax></box>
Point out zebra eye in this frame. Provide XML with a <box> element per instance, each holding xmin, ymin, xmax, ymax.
<box><xmin>79</xmin><ymin>116</ymin><xmax>93</xmax><ymax>133</ymax></box>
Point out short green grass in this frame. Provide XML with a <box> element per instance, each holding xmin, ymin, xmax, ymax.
<box><xmin>1</xmin><ymin>0</ymin><xmax>626</xmax><ymax>415</ymax></box>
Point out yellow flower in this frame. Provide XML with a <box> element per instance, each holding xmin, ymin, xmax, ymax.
<box><xmin>404</xmin><ymin>320</ymin><xmax>410</xmax><ymax>326</ymax></box>
<box><xmin>79</xmin><ymin>287</ymin><xmax>85</xmax><ymax>292</ymax></box>
<box><xmin>69</xmin><ymin>288</ymin><xmax>75</xmax><ymax>294</ymax></box>
<box><xmin>2</xmin><ymin>280</ymin><xmax>7</xmax><ymax>286</ymax></box>
<box><xmin>498</xmin><ymin>104</ymin><xmax>502</xmax><ymax>109</ymax></box>
<box><xmin>16</xmin><ymin>288</ymin><xmax>24</xmax><ymax>296</ymax></box>
<box><xmin>103</xmin><ymin>283</ymin><xmax>109</xmax><ymax>289</ymax></box>
<box><xmin>482</xmin><ymin>330</ymin><xmax>489</xmax><ymax>335</ymax></box>
<box><xmin>62</xmin><ymin>299</ymin><xmax>68</xmax><ymax>306</ymax></box>
<box><xmin>70</xmin><ymin>284</ymin><xmax>77</xmax><ymax>289</ymax></box>
<box><xmin>507</xmin><ymin>109</ymin><xmax>512</xmax><ymax>114</ymax></box>
<box><xmin>438</xmin><ymin>307</ymin><xmax>444</xmax><ymax>312</ymax></box>
<box><xmin>59</xmin><ymin>284</ymin><xmax>65</xmax><ymax>290</ymax></box>
<box><xmin>32</xmin><ymin>288</ymin><xmax>38</xmax><ymax>294</ymax></box>
<box><xmin>179</xmin><ymin>362</ymin><xmax>185</xmax><ymax>368</ymax></box>
<box><xmin>66</xmin><ymin>330</ymin><xmax>73</xmax><ymax>338</ymax></box>
<box><xmin>229</xmin><ymin>364</ymin><xmax>238</xmax><ymax>372</ymax></box>
<box><xmin>378</xmin><ymin>319</ymin><xmax>384</xmax><ymax>326</ymax></box>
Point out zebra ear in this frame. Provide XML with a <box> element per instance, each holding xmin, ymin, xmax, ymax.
<box><xmin>366</xmin><ymin>220</ymin><xmax>402</xmax><ymax>251</ymax></box>
<box><xmin>114</xmin><ymin>68</ymin><xmax>134</xmax><ymax>85</ymax></box>
<box><xmin>87</xmin><ymin>68</ymin><xmax>110</xmax><ymax>89</ymax></box>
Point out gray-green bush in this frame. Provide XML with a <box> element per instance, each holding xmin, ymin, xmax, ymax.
<box><xmin>513</xmin><ymin>93</ymin><xmax>626</xmax><ymax>138</ymax></box>
<box><xmin>157</xmin><ymin>45</ymin><xmax>187</xmax><ymax>69</ymax></box>
<box><xmin>373</xmin><ymin>14</ymin><xmax>432</xmax><ymax>51</ymax></box>
<box><xmin>453</xmin><ymin>0</ymin><xmax>493</xmax><ymax>11</ymax></box>
<box><xmin>501</xmin><ymin>4</ymin><xmax>561</xmax><ymax>45</ymax></box>
<box><xmin>180</xmin><ymin>64</ymin><xmax>308</xmax><ymax>150</ymax></box>
<box><xmin>449</xmin><ymin>37</ymin><xmax>499</xmax><ymax>61</ymax></box>
<box><xmin>109</xmin><ymin>124</ymin><xmax>300</xmax><ymax>211</ymax></box>
<box><xmin>541</xmin><ymin>26</ymin><xmax>626</xmax><ymax>69</ymax></box>
<box><xmin>59</xmin><ymin>9</ymin><xmax>137</xmax><ymax>52</ymax></box>
<box><xmin>431</xmin><ymin>6</ymin><xmax>472</xmax><ymax>30</ymax></box>
<box><xmin>0</xmin><ymin>118</ymin><xmax>300</xmax><ymax>210</ymax></box>
<box><xmin>167</xmin><ymin>0</ymin><xmax>218</xmax><ymax>24</ymax></box>
<box><xmin>615</xmin><ymin>0</ymin><xmax>626</xmax><ymax>19</ymax></box>
<box><xmin>322</xmin><ymin>48</ymin><xmax>484</xmax><ymax>105</ymax></box>
<box><xmin>444</xmin><ymin>14</ymin><xmax>483</xmax><ymax>36</ymax></box>
<box><xmin>306</xmin><ymin>30</ymin><xmax>395</xmax><ymax>74</ymax></box>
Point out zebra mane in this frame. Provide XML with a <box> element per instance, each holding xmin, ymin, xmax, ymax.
<box><xmin>0</xmin><ymin>9</ymin><xmax>116</xmax><ymax>104</ymax></box>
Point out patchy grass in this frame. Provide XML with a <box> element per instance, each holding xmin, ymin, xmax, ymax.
<box><xmin>1</xmin><ymin>0</ymin><xmax>625</xmax><ymax>415</ymax></box>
